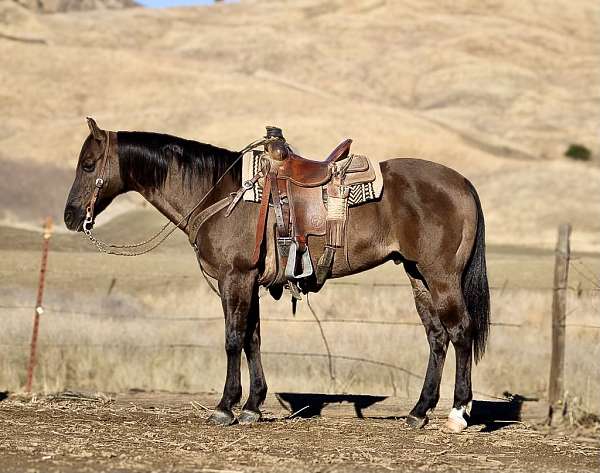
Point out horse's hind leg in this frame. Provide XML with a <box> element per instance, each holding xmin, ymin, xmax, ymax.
<box><xmin>405</xmin><ymin>268</ymin><xmax>449</xmax><ymax>429</ymax></box>
<box><xmin>238</xmin><ymin>289</ymin><xmax>268</xmax><ymax>424</ymax></box>
<box><xmin>426</xmin><ymin>272</ymin><xmax>473</xmax><ymax>433</ymax></box>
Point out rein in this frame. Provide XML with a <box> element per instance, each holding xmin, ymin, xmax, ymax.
<box><xmin>82</xmin><ymin>136</ymin><xmax>274</xmax><ymax>257</ymax></box>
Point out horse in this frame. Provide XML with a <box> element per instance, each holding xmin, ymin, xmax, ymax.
<box><xmin>64</xmin><ymin>118</ymin><xmax>490</xmax><ymax>432</ymax></box>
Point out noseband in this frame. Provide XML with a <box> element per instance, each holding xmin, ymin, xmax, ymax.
<box><xmin>83</xmin><ymin>132</ymin><xmax>111</xmax><ymax>235</ymax></box>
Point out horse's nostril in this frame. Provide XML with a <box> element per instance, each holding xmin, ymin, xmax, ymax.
<box><xmin>64</xmin><ymin>207</ymin><xmax>76</xmax><ymax>227</ymax></box>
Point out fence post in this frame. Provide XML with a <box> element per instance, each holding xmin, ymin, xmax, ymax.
<box><xmin>25</xmin><ymin>217</ymin><xmax>53</xmax><ymax>393</ymax></box>
<box><xmin>548</xmin><ymin>223</ymin><xmax>571</xmax><ymax>422</ymax></box>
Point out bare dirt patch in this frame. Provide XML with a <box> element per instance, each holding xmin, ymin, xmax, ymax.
<box><xmin>1</xmin><ymin>392</ymin><xmax>598</xmax><ymax>473</ymax></box>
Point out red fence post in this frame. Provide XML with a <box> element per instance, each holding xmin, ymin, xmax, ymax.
<box><xmin>25</xmin><ymin>217</ymin><xmax>53</xmax><ymax>393</ymax></box>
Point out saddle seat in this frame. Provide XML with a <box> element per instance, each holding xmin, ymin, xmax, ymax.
<box><xmin>276</xmin><ymin>139</ymin><xmax>352</xmax><ymax>187</ymax></box>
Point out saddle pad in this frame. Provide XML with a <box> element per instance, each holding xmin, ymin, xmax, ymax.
<box><xmin>242</xmin><ymin>151</ymin><xmax>384</xmax><ymax>207</ymax></box>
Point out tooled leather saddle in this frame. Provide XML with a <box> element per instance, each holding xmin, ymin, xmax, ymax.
<box><xmin>244</xmin><ymin>126</ymin><xmax>378</xmax><ymax>300</ymax></box>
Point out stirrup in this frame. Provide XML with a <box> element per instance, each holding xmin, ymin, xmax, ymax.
<box><xmin>287</xmin><ymin>281</ymin><xmax>302</xmax><ymax>301</ymax></box>
<box><xmin>285</xmin><ymin>240</ymin><xmax>313</xmax><ymax>280</ymax></box>
<box><xmin>316</xmin><ymin>246</ymin><xmax>336</xmax><ymax>286</ymax></box>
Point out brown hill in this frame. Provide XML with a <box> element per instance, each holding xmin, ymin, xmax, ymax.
<box><xmin>0</xmin><ymin>0</ymin><xmax>599</xmax><ymax>251</ymax></box>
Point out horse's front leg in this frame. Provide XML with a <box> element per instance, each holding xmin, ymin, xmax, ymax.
<box><xmin>238</xmin><ymin>287</ymin><xmax>268</xmax><ymax>424</ymax></box>
<box><xmin>208</xmin><ymin>269</ymin><xmax>258</xmax><ymax>426</ymax></box>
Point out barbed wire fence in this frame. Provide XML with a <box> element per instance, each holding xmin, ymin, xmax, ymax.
<box><xmin>0</xmin><ymin>222</ymin><xmax>599</xmax><ymax>410</ymax></box>
<box><xmin>0</xmin><ymin>302</ymin><xmax>599</xmax><ymax>329</ymax></box>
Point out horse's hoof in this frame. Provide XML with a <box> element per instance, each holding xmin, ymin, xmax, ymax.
<box><xmin>444</xmin><ymin>417</ymin><xmax>467</xmax><ymax>433</ymax></box>
<box><xmin>444</xmin><ymin>407</ymin><xmax>468</xmax><ymax>433</ymax></box>
<box><xmin>406</xmin><ymin>414</ymin><xmax>428</xmax><ymax>429</ymax></box>
<box><xmin>207</xmin><ymin>409</ymin><xmax>236</xmax><ymax>426</ymax></box>
<box><xmin>238</xmin><ymin>409</ymin><xmax>261</xmax><ymax>425</ymax></box>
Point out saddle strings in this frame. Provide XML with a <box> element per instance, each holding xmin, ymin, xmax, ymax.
<box><xmin>84</xmin><ymin>137</ymin><xmax>275</xmax><ymax>256</ymax></box>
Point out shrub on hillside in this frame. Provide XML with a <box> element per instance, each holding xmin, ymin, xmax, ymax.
<box><xmin>565</xmin><ymin>144</ymin><xmax>591</xmax><ymax>162</ymax></box>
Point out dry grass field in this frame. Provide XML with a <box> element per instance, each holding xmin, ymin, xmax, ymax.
<box><xmin>1</xmin><ymin>220</ymin><xmax>599</xmax><ymax>412</ymax></box>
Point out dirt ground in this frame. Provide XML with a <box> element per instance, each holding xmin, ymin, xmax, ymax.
<box><xmin>0</xmin><ymin>392</ymin><xmax>598</xmax><ymax>473</ymax></box>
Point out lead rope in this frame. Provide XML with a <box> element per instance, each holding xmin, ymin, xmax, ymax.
<box><xmin>83</xmin><ymin>137</ymin><xmax>275</xmax><ymax>257</ymax></box>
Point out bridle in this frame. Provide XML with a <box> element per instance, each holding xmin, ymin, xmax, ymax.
<box><xmin>83</xmin><ymin>131</ymin><xmax>111</xmax><ymax>236</ymax></box>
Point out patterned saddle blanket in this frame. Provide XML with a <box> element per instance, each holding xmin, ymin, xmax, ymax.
<box><xmin>242</xmin><ymin>149</ymin><xmax>384</xmax><ymax>206</ymax></box>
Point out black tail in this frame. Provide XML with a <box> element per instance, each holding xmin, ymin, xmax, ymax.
<box><xmin>462</xmin><ymin>180</ymin><xmax>490</xmax><ymax>363</ymax></box>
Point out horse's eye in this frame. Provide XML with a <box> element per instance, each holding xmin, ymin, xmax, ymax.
<box><xmin>82</xmin><ymin>160</ymin><xmax>95</xmax><ymax>172</ymax></box>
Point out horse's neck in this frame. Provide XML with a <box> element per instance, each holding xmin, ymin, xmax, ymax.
<box><xmin>135</xmin><ymin>170</ymin><xmax>236</xmax><ymax>229</ymax></box>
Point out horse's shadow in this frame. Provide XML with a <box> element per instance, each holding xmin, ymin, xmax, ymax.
<box><xmin>276</xmin><ymin>392</ymin><xmax>388</xmax><ymax>419</ymax></box>
<box><xmin>276</xmin><ymin>392</ymin><xmax>536</xmax><ymax>432</ymax></box>
<box><xmin>469</xmin><ymin>394</ymin><xmax>537</xmax><ymax>432</ymax></box>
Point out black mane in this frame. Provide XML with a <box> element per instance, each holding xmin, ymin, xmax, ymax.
<box><xmin>117</xmin><ymin>131</ymin><xmax>241</xmax><ymax>189</ymax></box>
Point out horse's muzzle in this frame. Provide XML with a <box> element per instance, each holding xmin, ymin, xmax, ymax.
<box><xmin>64</xmin><ymin>205</ymin><xmax>85</xmax><ymax>231</ymax></box>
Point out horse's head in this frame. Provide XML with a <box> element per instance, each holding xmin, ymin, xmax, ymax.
<box><xmin>64</xmin><ymin>118</ymin><xmax>124</xmax><ymax>231</ymax></box>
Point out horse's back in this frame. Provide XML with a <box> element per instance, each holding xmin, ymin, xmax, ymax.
<box><xmin>380</xmin><ymin>158</ymin><xmax>473</xmax><ymax>193</ymax></box>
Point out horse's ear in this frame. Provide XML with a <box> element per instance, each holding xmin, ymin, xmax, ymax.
<box><xmin>86</xmin><ymin>117</ymin><xmax>105</xmax><ymax>142</ymax></box>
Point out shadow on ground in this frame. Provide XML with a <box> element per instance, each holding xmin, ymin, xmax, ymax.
<box><xmin>470</xmin><ymin>394</ymin><xmax>538</xmax><ymax>432</ymax></box>
<box><xmin>276</xmin><ymin>392</ymin><xmax>539</xmax><ymax>432</ymax></box>
<box><xmin>276</xmin><ymin>392</ymin><xmax>388</xmax><ymax>418</ymax></box>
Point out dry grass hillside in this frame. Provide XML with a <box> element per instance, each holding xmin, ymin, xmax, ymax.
<box><xmin>1</xmin><ymin>0</ymin><xmax>599</xmax><ymax>252</ymax></box>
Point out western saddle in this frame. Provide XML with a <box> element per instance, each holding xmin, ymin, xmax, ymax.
<box><xmin>240</xmin><ymin>126</ymin><xmax>375</xmax><ymax>300</ymax></box>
